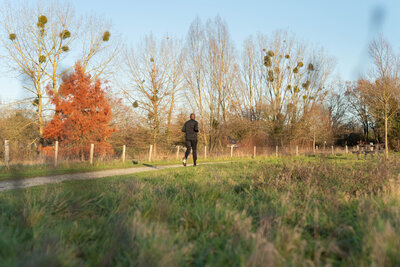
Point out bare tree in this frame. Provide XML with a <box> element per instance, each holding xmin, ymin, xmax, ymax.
<box><xmin>0</xmin><ymin>1</ymin><xmax>75</xmax><ymax>138</ymax></box>
<box><xmin>239</xmin><ymin>36</ymin><xmax>267</xmax><ymax>121</ymax></box>
<box><xmin>204</xmin><ymin>16</ymin><xmax>237</xmax><ymax>125</ymax></box>
<box><xmin>124</xmin><ymin>35</ymin><xmax>174</xmax><ymax>153</ymax></box>
<box><xmin>79</xmin><ymin>15</ymin><xmax>121</xmax><ymax>81</ymax></box>
<box><xmin>0</xmin><ymin>1</ymin><xmax>119</xmax><ymax>144</ymax></box>
<box><xmin>360</xmin><ymin>37</ymin><xmax>400</xmax><ymax>159</ymax></box>
<box><xmin>184</xmin><ymin>17</ymin><xmax>208</xmax><ymax>146</ymax></box>
<box><xmin>305</xmin><ymin>103</ymin><xmax>333</xmax><ymax>150</ymax></box>
<box><xmin>184</xmin><ymin>16</ymin><xmax>238</xmax><ymax>150</ymax></box>
<box><xmin>253</xmin><ymin>31</ymin><xmax>333</xmax><ymax>145</ymax></box>
<box><xmin>164</xmin><ymin>37</ymin><xmax>185</xmax><ymax>146</ymax></box>
<box><xmin>326</xmin><ymin>82</ymin><xmax>349</xmax><ymax>144</ymax></box>
<box><xmin>345</xmin><ymin>81</ymin><xmax>372</xmax><ymax>141</ymax></box>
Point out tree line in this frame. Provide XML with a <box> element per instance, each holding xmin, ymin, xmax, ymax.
<box><xmin>0</xmin><ymin>1</ymin><xmax>399</xmax><ymax>160</ymax></box>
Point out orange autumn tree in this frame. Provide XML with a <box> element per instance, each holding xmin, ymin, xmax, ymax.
<box><xmin>43</xmin><ymin>62</ymin><xmax>116</xmax><ymax>160</ymax></box>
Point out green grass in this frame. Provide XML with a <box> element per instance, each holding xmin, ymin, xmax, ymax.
<box><xmin>0</xmin><ymin>155</ymin><xmax>254</xmax><ymax>181</ymax></box>
<box><xmin>0</xmin><ymin>160</ymin><xmax>138</xmax><ymax>180</ymax></box>
<box><xmin>0</xmin><ymin>151</ymin><xmax>373</xmax><ymax>181</ymax></box>
<box><xmin>0</xmin><ymin>156</ymin><xmax>399</xmax><ymax>266</ymax></box>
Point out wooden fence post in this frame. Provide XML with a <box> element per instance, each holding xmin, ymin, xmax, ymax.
<box><xmin>90</xmin><ymin>144</ymin><xmax>94</xmax><ymax>165</ymax></box>
<box><xmin>276</xmin><ymin>146</ymin><xmax>279</xmax><ymax>157</ymax></box>
<box><xmin>204</xmin><ymin>145</ymin><xmax>207</xmax><ymax>159</ymax></box>
<box><xmin>4</xmin><ymin>140</ymin><xmax>9</xmax><ymax>169</ymax></box>
<box><xmin>122</xmin><ymin>145</ymin><xmax>126</xmax><ymax>163</ymax></box>
<box><xmin>345</xmin><ymin>145</ymin><xmax>348</xmax><ymax>154</ymax></box>
<box><xmin>54</xmin><ymin>141</ymin><xmax>59</xmax><ymax>167</ymax></box>
<box><xmin>148</xmin><ymin>145</ymin><xmax>153</xmax><ymax>162</ymax></box>
<box><xmin>296</xmin><ymin>145</ymin><xmax>299</xmax><ymax>156</ymax></box>
<box><xmin>331</xmin><ymin>145</ymin><xmax>334</xmax><ymax>155</ymax></box>
<box><xmin>176</xmin><ymin>146</ymin><xmax>180</xmax><ymax>159</ymax></box>
<box><xmin>253</xmin><ymin>146</ymin><xmax>256</xmax><ymax>158</ymax></box>
<box><xmin>230</xmin><ymin>145</ymin><xmax>234</xmax><ymax>158</ymax></box>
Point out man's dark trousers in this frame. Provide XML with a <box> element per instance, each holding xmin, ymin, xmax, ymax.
<box><xmin>185</xmin><ymin>139</ymin><xmax>197</xmax><ymax>164</ymax></box>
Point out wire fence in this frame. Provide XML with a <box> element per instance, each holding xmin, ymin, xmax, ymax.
<box><xmin>0</xmin><ymin>139</ymin><xmax>386</xmax><ymax>168</ymax></box>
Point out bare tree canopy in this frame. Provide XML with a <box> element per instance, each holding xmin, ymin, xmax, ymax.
<box><xmin>357</xmin><ymin>37</ymin><xmax>400</xmax><ymax>158</ymax></box>
<box><xmin>123</xmin><ymin>34</ymin><xmax>185</xmax><ymax>153</ymax></box>
<box><xmin>0</xmin><ymin>0</ymin><xmax>120</xmax><ymax>142</ymax></box>
<box><xmin>3</xmin><ymin>7</ymin><xmax>400</xmax><ymax>157</ymax></box>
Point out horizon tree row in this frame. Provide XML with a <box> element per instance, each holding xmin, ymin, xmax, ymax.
<box><xmin>0</xmin><ymin>1</ymin><xmax>399</xmax><ymax>159</ymax></box>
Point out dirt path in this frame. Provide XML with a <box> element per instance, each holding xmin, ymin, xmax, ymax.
<box><xmin>0</xmin><ymin>162</ymin><xmax>230</xmax><ymax>192</ymax></box>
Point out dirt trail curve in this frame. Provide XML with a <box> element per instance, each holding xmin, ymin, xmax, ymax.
<box><xmin>0</xmin><ymin>162</ymin><xmax>231</xmax><ymax>192</ymax></box>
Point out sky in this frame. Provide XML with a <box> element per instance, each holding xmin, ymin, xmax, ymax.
<box><xmin>1</xmin><ymin>0</ymin><xmax>400</xmax><ymax>102</ymax></box>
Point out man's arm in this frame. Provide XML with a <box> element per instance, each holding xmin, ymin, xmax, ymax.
<box><xmin>182</xmin><ymin>122</ymin><xmax>186</xmax><ymax>132</ymax></box>
<box><xmin>194</xmin><ymin>121</ymin><xmax>199</xmax><ymax>132</ymax></box>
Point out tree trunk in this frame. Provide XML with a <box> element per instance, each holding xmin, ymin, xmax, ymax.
<box><xmin>385</xmin><ymin>113</ymin><xmax>389</xmax><ymax>160</ymax></box>
<box><xmin>38</xmin><ymin>94</ymin><xmax>43</xmax><ymax>138</ymax></box>
<box><xmin>153</xmin><ymin>101</ymin><xmax>159</xmax><ymax>155</ymax></box>
<box><xmin>166</xmin><ymin>86</ymin><xmax>175</xmax><ymax>146</ymax></box>
<box><xmin>37</xmin><ymin>88</ymin><xmax>44</xmax><ymax>158</ymax></box>
<box><xmin>313</xmin><ymin>132</ymin><xmax>316</xmax><ymax>154</ymax></box>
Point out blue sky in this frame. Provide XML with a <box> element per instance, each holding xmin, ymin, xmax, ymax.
<box><xmin>1</xmin><ymin>0</ymin><xmax>399</xmax><ymax>101</ymax></box>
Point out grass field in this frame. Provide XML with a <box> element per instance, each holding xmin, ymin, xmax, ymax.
<box><xmin>0</xmin><ymin>150</ymin><xmax>372</xmax><ymax>181</ymax></box>
<box><xmin>0</xmin><ymin>156</ymin><xmax>399</xmax><ymax>266</ymax></box>
<box><xmin>0</xmin><ymin>155</ymin><xmax>248</xmax><ymax>181</ymax></box>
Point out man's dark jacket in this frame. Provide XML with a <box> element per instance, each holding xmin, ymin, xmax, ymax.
<box><xmin>182</xmin><ymin>119</ymin><xmax>199</xmax><ymax>140</ymax></box>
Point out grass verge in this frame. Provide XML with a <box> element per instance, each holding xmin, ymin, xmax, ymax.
<box><xmin>0</xmin><ymin>156</ymin><xmax>399</xmax><ymax>266</ymax></box>
<box><xmin>0</xmin><ymin>155</ymin><xmax>255</xmax><ymax>181</ymax></box>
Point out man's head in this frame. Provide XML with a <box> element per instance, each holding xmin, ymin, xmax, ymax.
<box><xmin>190</xmin><ymin>113</ymin><xmax>195</xmax><ymax>120</ymax></box>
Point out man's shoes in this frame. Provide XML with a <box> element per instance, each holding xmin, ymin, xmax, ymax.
<box><xmin>193</xmin><ymin>162</ymin><xmax>197</xmax><ymax>167</ymax></box>
<box><xmin>182</xmin><ymin>157</ymin><xmax>187</xmax><ymax>166</ymax></box>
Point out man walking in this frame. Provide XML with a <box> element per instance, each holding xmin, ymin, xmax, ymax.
<box><xmin>182</xmin><ymin>113</ymin><xmax>199</xmax><ymax>166</ymax></box>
